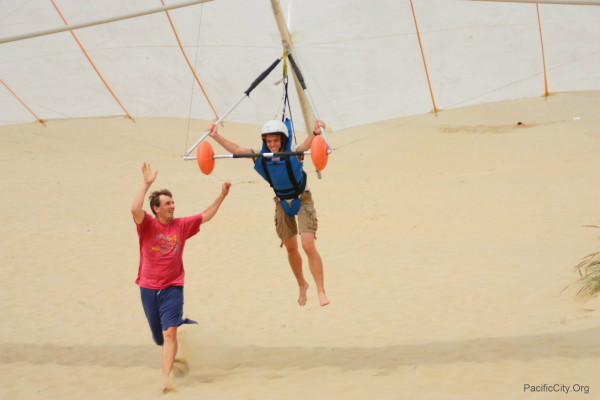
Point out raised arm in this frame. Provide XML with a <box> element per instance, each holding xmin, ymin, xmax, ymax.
<box><xmin>201</xmin><ymin>182</ymin><xmax>232</xmax><ymax>224</ymax></box>
<box><xmin>131</xmin><ymin>162</ymin><xmax>158</xmax><ymax>224</ymax></box>
<box><xmin>207</xmin><ymin>124</ymin><xmax>253</xmax><ymax>155</ymax></box>
<box><xmin>296</xmin><ymin>120</ymin><xmax>326</xmax><ymax>152</ymax></box>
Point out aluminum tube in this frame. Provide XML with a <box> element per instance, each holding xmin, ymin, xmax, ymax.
<box><xmin>183</xmin><ymin>94</ymin><xmax>247</xmax><ymax>157</ymax></box>
<box><xmin>469</xmin><ymin>0</ymin><xmax>600</xmax><ymax>5</ymax></box>
<box><xmin>185</xmin><ymin>151</ymin><xmax>311</xmax><ymax>161</ymax></box>
<box><xmin>0</xmin><ymin>0</ymin><xmax>214</xmax><ymax>44</ymax></box>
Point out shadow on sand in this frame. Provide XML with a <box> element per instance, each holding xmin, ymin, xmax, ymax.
<box><xmin>1</xmin><ymin>327</ymin><xmax>598</xmax><ymax>371</ymax></box>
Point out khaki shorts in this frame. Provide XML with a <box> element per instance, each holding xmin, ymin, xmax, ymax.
<box><xmin>274</xmin><ymin>190</ymin><xmax>318</xmax><ymax>242</ymax></box>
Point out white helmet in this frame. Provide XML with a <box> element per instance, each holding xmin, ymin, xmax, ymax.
<box><xmin>261</xmin><ymin>120</ymin><xmax>289</xmax><ymax>140</ymax></box>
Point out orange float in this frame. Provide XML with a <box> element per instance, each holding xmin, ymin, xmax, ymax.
<box><xmin>197</xmin><ymin>141</ymin><xmax>215</xmax><ymax>175</ymax></box>
<box><xmin>310</xmin><ymin>135</ymin><xmax>328</xmax><ymax>171</ymax></box>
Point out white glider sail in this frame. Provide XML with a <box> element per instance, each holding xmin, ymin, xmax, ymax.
<box><xmin>1</xmin><ymin>0</ymin><xmax>599</xmax><ymax>128</ymax></box>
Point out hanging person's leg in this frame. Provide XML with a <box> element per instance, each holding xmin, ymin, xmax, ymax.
<box><xmin>276</xmin><ymin>197</ymin><xmax>310</xmax><ymax>306</ymax></box>
<box><xmin>298</xmin><ymin>191</ymin><xmax>329</xmax><ymax>306</ymax></box>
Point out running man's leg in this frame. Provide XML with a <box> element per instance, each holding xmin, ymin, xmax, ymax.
<box><xmin>140</xmin><ymin>288</ymin><xmax>164</xmax><ymax>345</ymax></box>
<box><xmin>161</xmin><ymin>326</ymin><xmax>177</xmax><ymax>392</ymax></box>
<box><xmin>157</xmin><ymin>286</ymin><xmax>193</xmax><ymax>392</ymax></box>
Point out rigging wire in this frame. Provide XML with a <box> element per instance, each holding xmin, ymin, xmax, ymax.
<box><xmin>282</xmin><ymin>78</ymin><xmax>298</xmax><ymax>146</ymax></box>
<box><xmin>184</xmin><ymin>3</ymin><xmax>205</xmax><ymax>154</ymax></box>
<box><xmin>273</xmin><ymin>50</ymin><xmax>297</xmax><ymax>145</ymax></box>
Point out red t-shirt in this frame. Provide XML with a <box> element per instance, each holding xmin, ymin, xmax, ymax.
<box><xmin>135</xmin><ymin>211</ymin><xmax>203</xmax><ymax>289</ymax></box>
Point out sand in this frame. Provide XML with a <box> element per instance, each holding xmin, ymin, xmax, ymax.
<box><xmin>1</xmin><ymin>91</ymin><xmax>599</xmax><ymax>399</ymax></box>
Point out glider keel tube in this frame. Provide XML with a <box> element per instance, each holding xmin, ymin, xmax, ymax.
<box><xmin>287</xmin><ymin>54</ymin><xmax>333</xmax><ymax>153</ymax></box>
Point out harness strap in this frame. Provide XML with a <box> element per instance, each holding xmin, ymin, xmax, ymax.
<box><xmin>285</xmin><ymin>156</ymin><xmax>299</xmax><ymax>188</ymax></box>
<box><xmin>277</xmin><ymin>170</ymin><xmax>306</xmax><ymax>200</ymax></box>
<box><xmin>260</xmin><ymin>156</ymin><xmax>306</xmax><ymax>200</ymax></box>
<box><xmin>261</xmin><ymin>156</ymin><xmax>273</xmax><ymax>187</ymax></box>
<box><xmin>280</xmin><ymin>198</ymin><xmax>301</xmax><ymax>216</ymax></box>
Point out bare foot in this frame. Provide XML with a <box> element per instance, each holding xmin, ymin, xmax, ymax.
<box><xmin>318</xmin><ymin>291</ymin><xmax>330</xmax><ymax>306</ymax></box>
<box><xmin>161</xmin><ymin>377</ymin><xmax>174</xmax><ymax>393</ymax></box>
<box><xmin>298</xmin><ymin>282</ymin><xmax>309</xmax><ymax>306</ymax></box>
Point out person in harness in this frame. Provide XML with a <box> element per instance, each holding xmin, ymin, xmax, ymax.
<box><xmin>206</xmin><ymin>119</ymin><xmax>330</xmax><ymax>306</ymax></box>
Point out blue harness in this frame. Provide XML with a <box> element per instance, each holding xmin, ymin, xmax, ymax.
<box><xmin>254</xmin><ymin>120</ymin><xmax>306</xmax><ymax>216</ymax></box>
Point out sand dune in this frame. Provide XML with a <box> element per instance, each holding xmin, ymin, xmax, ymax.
<box><xmin>1</xmin><ymin>91</ymin><xmax>599</xmax><ymax>399</ymax></box>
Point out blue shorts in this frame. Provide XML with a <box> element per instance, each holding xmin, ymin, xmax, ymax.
<box><xmin>140</xmin><ymin>286</ymin><xmax>197</xmax><ymax>346</ymax></box>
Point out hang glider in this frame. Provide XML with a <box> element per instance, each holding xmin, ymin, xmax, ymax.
<box><xmin>1</xmin><ymin>0</ymin><xmax>599</xmax><ymax>128</ymax></box>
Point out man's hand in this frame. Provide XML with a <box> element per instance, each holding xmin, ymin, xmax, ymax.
<box><xmin>142</xmin><ymin>162</ymin><xmax>158</xmax><ymax>186</ymax></box>
<box><xmin>313</xmin><ymin>120</ymin><xmax>326</xmax><ymax>135</ymax></box>
<box><xmin>202</xmin><ymin>182</ymin><xmax>232</xmax><ymax>224</ymax></box>
<box><xmin>207</xmin><ymin>124</ymin><xmax>218</xmax><ymax>138</ymax></box>
<box><xmin>132</xmin><ymin>162</ymin><xmax>157</xmax><ymax>224</ymax></box>
<box><xmin>221</xmin><ymin>182</ymin><xmax>231</xmax><ymax>197</ymax></box>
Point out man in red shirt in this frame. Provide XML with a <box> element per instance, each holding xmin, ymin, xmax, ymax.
<box><xmin>131</xmin><ymin>162</ymin><xmax>231</xmax><ymax>392</ymax></box>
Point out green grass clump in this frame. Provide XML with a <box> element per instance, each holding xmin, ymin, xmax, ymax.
<box><xmin>567</xmin><ymin>251</ymin><xmax>600</xmax><ymax>300</ymax></box>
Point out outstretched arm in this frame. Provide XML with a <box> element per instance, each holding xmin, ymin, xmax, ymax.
<box><xmin>296</xmin><ymin>120</ymin><xmax>326</xmax><ymax>152</ymax></box>
<box><xmin>207</xmin><ymin>124</ymin><xmax>253</xmax><ymax>155</ymax></box>
<box><xmin>201</xmin><ymin>182</ymin><xmax>232</xmax><ymax>224</ymax></box>
<box><xmin>131</xmin><ymin>162</ymin><xmax>158</xmax><ymax>224</ymax></box>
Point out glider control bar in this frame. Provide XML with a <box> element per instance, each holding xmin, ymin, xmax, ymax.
<box><xmin>188</xmin><ymin>140</ymin><xmax>329</xmax><ymax>175</ymax></box>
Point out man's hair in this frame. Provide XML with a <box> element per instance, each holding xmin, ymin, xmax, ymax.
<box><xmin>149</xmin><ymin>189</ymin><xmax>172</xmax><ymax>216</ymax></box>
